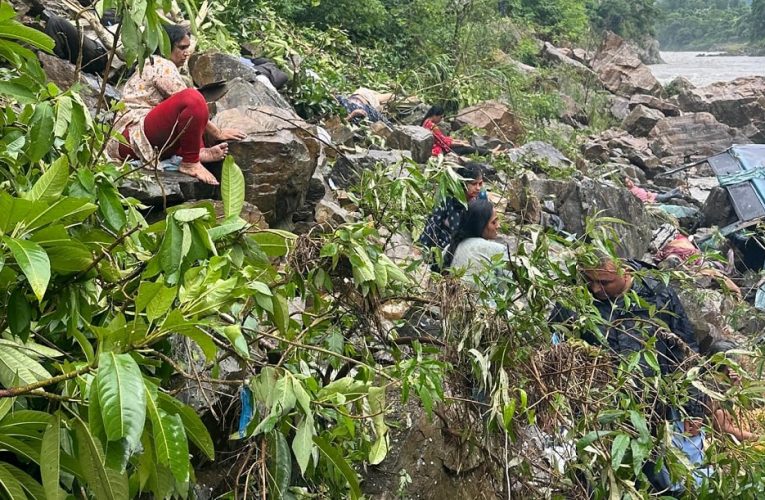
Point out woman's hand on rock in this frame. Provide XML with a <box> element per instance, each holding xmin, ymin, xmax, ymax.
<box><xmin>216</xmin><ymin>128</ymin><xmax>246</xmax><ymax>141</ymax></box>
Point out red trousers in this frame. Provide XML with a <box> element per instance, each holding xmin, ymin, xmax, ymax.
<box><xmin>119</xmin><ymin>88</ymin><xmax>208</xmax><ymax>163</ymax></box>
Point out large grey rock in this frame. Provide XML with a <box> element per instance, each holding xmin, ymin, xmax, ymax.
<box><xmin>38</xmin><ymin>52</ymin><xmax>120</xmax><ymax>114</ymax></box>
<box><xmin>508</xmin><ymin>176</ymin><xmax>657</xmax><ymax>257</ymax></box>
<box><xmin>386</xmin><ymin>125</ymin><xmax>433</xmax><ymax>163</ymax></box>
<box><xmin>119</xmin><ymin>170</ymin><xmax>217</xmax><ymax>208</ymax></box>
<box><xmin>677</xmin><ymin>287</ymin><xmax>734</xmax><ymax>348</ymax></box>
<box><xmin>213</xmin><ymin>106</ymin><xmax>320</xmax><ymax>228</ymax></box>
<box><xmin>591</xmin><ymin>32</ymin><xmax>662</xmax><ymax>97</ymax></box>
<box><xmin>609</xmin><ymin>95</ymin><xmax>631</xmax><ymax>121</ymax></box>
<box><xmin>330</xmin><ymin>150</ymin><xmax>412</xmax><ymax>189</ymax></box>
<box><xmin>629</xmin><ymin>94</ymin><xmax>681</xmax><ymax>117</ymax></box>
<box><xmin>648</xmin><ymin>113</ymin><xmax>750</xmax><ymax>159</ymax></box>
<box><xmin>622</xmin><ymin>104</ymin><xmax>664</xmax><ymax>137</ymax></box>
<box><xmin>582</xmin><ymin>128</ymin><xmax>662</xmax><ymax>174</ymax></box>
<box><xmin>506</xmin><ymin>141</ymin><xmax>572</xmax><ymax>169</ymax></box>
<box><xmin>676</xmin><ymin>76</ymin><xmax>765</xmax><ymax>142</ymax></box>
<box><xmin>452</xmin><ymin>101</ymin><xmax>524</xmax><ymax>144</ymax></box>
<box><xmin>201</xmin><ymin>76</ymin><xmax>291</xmax><ymax>113</ymax></box>
<box><xmin>666</xmin><ymin>76</ymin><xmax>695</xmax><ymax>96</ymax></box>
<box><xmin>541</xmin><ymin>42</ymin><xmax>595</xmax><ymax>75</ymax></box>
<box><xmin>629</xmin><ymin>36</ymin><xmax>664</xmax><ymax>65</ymax></box>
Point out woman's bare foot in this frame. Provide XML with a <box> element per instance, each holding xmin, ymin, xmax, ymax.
<box><xmin>199</xmin><ymin>142</ymin><xmax>228</xmax><ymax>162</ymax></box>
<box><xmin>179</xmin><ymin>161</ymin><xmax>219</xmax><ymax>185</ymax></box>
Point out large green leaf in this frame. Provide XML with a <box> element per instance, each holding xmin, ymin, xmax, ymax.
<box><xmin>249</xmin><ymin>229</ymin><xmax>297</xmax><ymax>258</ymax></box>
<box><xmin>25</xmin><ymin>155</ymin><xmax>69</xmax><ymax>202</ymax></box>
<box><xmin>145</xmin><ymin>383</ymin><xmax>190</xmax><ymax>484</ymax></box>
<box><xmin>7</xmin><ymin>288</ymin><xmax>32</xmax><ymax>341</ymax></box>
<box><xmin>292</xmin><ymin>415</ymin><xmax>314</xmax><ymax>475</ymax></box>
<box><xmin>367</xmin><ymin>386</ymin><xmax>389</xmax><ymax>465</ymax></box>
<box><xmin>26</xmin><ymin>102</ymin><xmax>54</xmax><ymax>163</ymax></box>
<box><xmin>221</xmin><ymin>156</ymin><xmax>244</xmax><ymax>220</ymax></box>
<box><xmin>24</xmin><ymin>197</ymin><xmax>97</xmax><ymax>231</ymax></box>
<box><xmin>41</xmin><ymin>413</ymin><xmax>63</xmax><ymax>500</ymax></box>
<box><xmin>0</xmin><ymin>343</ymin><xmax>51</xmax><ymax>387</ymax></box>
<box><xmin>1</xmin><ymin>463</ymin><xmax>46</xmax><ymax>500</ymax></box>
<box><xmin>136</xmin><ymin>279</ymin><xmax>177</xmax><ymax>322</ymax></box>
<box><xmin>0</xmin><ymin>462</ymin><xmax>26</xmax><ymax>499</ymax></box>
<box><xmin>96</xmin><ymin>185</ymin><xmax>127</xmax><ymax>232</ymax></box>
<box><xmin>96</xmin><ymin>353</ymin><xmax>146</xmax><ymax>449</ymax></box>
<box><xmin>3</xmin><ymin>237</ymin><xmax>50</xmax><ymax>302</ymax></box>
<box><xmin>267</xmin><ymin>431</ymin><xmax>292</xmax><ymax>499</ymax></box>
<box><xmin>0</xmin><ymin>192</ymin><xmax>33</xmax><ymax>234</ymax></box>
<box><xmin>74</xmin><ymin>419</ymin><xmax>128</xmax><ymax>500</ymax></box>
<box><xmin>313</xmin><ymin>436</ymin><xmax>361</xmax><ymax>499</ymax></box>
<box><xmin>0</xmin><ymin>4</ymin><xmax>54</xmax><ymax>52</ymax></box>
<box><xmin>157</xmin><ymin>392</ymin><xmax>214</xmax><ymax>460</ymax></box>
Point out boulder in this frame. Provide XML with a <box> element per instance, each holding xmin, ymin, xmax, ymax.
<box><xmin>666</xmin><ymin>76</ymin><xmax>695</xmax><ymax>96</ymax></box>
<box><xmin>582</xmin><ymin>129</ymin><xmax>662</xmax><ymax>174</ymax></box>
<box><xmin>700</xmin><ymin>186</ymin><xmax>737</xmax><ymax>228</ymax></box>
<box><xmin>628</xmin><ymin>36</ymin><xmax>664</xmax><ymax>65</ymax></box>
<box><xmin>200</xmin><ymin>76</ymin><xmax>291</xmax><ymax>113</ymax></box>
<box><xmin>315</xmin><ymin>199</ymin><xmax>352</xmax><ymax>226</ymax></box>
<box><xmin>292</xmin><ymin>174</ymin><xmax>327</xmax><ymax>225</ymax></box>
<box><xmin>622</xmin><ymin>104</ymin><xmax>664</xmax><ymax>137</ymax></box>
<box><xmin>324</xmin><ymin>116</ymin><xmax>354</xmax><ymax>146</ymax></box>
<box><xmin>590</xmin><ymin>32</ymin><xmax>662</xmax><ymax>97</ymax></box>
<box><xmin>559</xmin><ymin>94</ymin><xmax>588</xmax><ymax>127</ymax></box>
<box><xmin>452</xmin><ymin>101</ymin><xmax>524</xmax><ymax>144</ymax></box>
<box><xmin>505</xmin><ymin>141</ymin><xmax>572</xmax><ymax>170</ymax></box>
<box><xmin>386</xmin><ymin>125</ymin><xmax>434</xmax><ymax>163</ymax></box>
<box><xmin>629</xmin><ymin>94</ymin><xmax>681</xmax><ymax>117</ymax></box>
<box><xmin>508</xmin><ymin>176</ymin><xmax>656</xmax><ymax>257</ymax></box>
<box><xmin>38</xmin><ymin>52</ymin><xmax>120</xmax><ymax>114</ymax></box>
<box><xmin>212</xmin><ymin>106</ymin><xmax>320</xmax><ymax>228</ymax></box>
<box><xmin>609</xmin><ymin>95</ymin><xmax>631</xmax><ymax>121</ymax></box>
<box><xmin>677</xmin><ymin>287</ymin><xmax>734</xmax><ymax>348</ymax></box>
<box><xmin>119</xmin><ymin>170</ymin><xmax>217</xmax><ymax>209</ymax></box>
<box><xmin>648</xmin><ymin>113</ymin><xmax>750</xmax><ymax>159</ymax></box>
<box><xmin>676</xmin><ymin>77</ymin><xmax>765</xmax><ymax>142</ymax></box>
<box><xmin>330</xmin><ymin>150</ymin><xmax>412</xmax><ymax>189</ymax></box>
<box><xmin>541</xmin><ymin>42</ymin><xmax>595</xmax><ymax>75</ymax></box>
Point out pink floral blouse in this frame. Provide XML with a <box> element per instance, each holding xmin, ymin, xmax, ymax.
<box><xmin>106</xmin><ymin>56</ymin><xmax>188</xmax><ymax>162</ymax></box>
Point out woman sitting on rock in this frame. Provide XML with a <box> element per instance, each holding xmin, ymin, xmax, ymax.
<box><xmin>107</xmin><ymin>24</ymin><xmax>245</xmax><ymax>185</ymax></box>
<box><xmin>419</xmin><ymin>163</ymin><xmax>487</xmax><ymax>269</ymax></box>
<box><xmin>421</xmin><ymin>106</ymin><xmax>490</xmax><ymax>158</ymax></box>
<box><xmin>445</xmin><ymin>199</ymin><xmax>509</xmax><ymax>283</ymax></box>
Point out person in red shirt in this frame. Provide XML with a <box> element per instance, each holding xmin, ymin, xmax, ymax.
<box><xmin>421</xmin><ymin>106</ymin><xmax>490</xmax><ymax>157</ymax></box>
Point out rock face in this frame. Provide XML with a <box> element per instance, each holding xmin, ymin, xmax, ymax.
<box><xmin>385</xmin><ymin>125</ymin><xmax>434</xmax><ymax>163</ymax></box>
<box><xmin>201</xmin><ymin>77</ymin><xmax>290</xmax><ymax>114</ymax></box>
<box><xmin>676</xmin><ymin>77</ymin><xmax>765</xmax><ymax>142</ymax></box>
<box><xmin>622</xmin><ymin>104</ymin><xmax>664</xmax><ymax>137</ymax></box>
<box><xmin>629</xmin><ymin>94</ymin><xmax>681</xmax><ymax>117</ymax></box>
<box><xmin>591</xmin><ymin>32</ymin><xmax>662</xmax><ymax>97</ymax></box>
<box><xmin>330</xmin><ymin>150</ymin><xmax>412</xmax><ymax>189</ymax></box>
<box><xmin>509</xmin><ymin>176</ymin><xmax>656</xmax><ymax>257</ymax></box>
<box><xmin>452</xmin><ymin>101</ymin><xmax>524</xmax><ymax>144</ymax></box>
<box><xmin>38</xmin><ymin>52</ymin><xmax>120</xmax><ymax>114</ymax></box>
<box><xmin>119</xmin><ymin>171</ymin><xmax>218</xmax><ymax>210</ymax></box>
<box><xmin>506</xmin><ymin>141</ymin><xmax>572</xmax><ymax>169</ymax></box>
<box><xmin>582</xmin><ymin>128</ymin><xmax>662</xmax><ymax>175</ymax></box>
<box><xmin>213</xmin><ymin>106</ymin><xmax>320</xmax><ymax>228</ymax></box>
<box><xmin>541</xmin><ymin>42</ymin><xmax>594</xmax><ymax>74</ymax></box>
<box><xmin>648</xmin><ymin>113</ymin><xmax>750</xmax><ymax>159</ymax></box>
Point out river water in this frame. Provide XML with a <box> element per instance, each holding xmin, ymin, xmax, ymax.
<box><xmin>648</xmin><ymin>51</ymin><xmax>765</xmax><ymax>87</ymax></box>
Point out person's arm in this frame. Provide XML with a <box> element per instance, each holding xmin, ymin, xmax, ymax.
<box><xmin>206</xmin><ymin>121</ymin><xmax>246</xmax><ymax>141</ymax></box>
<box><xmin>713</xmin><ymin>408</ymin><xmax>758</xmax><ymax>441</ymax></box>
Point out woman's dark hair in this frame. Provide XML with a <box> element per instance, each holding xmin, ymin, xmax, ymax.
<box><xmin>457</xmin><ymin>162</ymin><xmax>483</xmax><ymax>182</ymax></box>
<box><xmin>163</xmin><ymin>24</ymin><xmax>190</xmax><ymax>49</ymax></box>
<box><xmin>443</xmin><ymin>199</ymin><xmax>494</xmax><ymax>268</ymax></box>
<box><xmin>421</xmin><ymin>105</ymin><xmax>445</xmax><ymax>126</ymax></box>
<box><xmin>707</xmin><ymin>339</ymin><xmax>738</xmax><ymax>357</ymax></box>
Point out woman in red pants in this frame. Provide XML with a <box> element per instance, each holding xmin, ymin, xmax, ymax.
<box><xmin>107</xmin><ymin>25</ymin><xmax>244</xmax><ymax>185</ymax></box>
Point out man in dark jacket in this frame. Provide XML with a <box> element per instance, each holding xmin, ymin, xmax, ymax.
<box><xmin>550</xmin><ymin>256</ymin><xmax>706</xmax><ymax>495</ymax></box>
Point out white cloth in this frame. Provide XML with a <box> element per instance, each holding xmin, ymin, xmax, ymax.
<box><xmin>450</xmin><ymin>237</ymin><xmax>509</xmax><ymax>283</ymax></box>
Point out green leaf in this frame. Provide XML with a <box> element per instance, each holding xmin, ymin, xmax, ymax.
<box><xmin>136</xmin><ymin>279</ymin><xmax>177</xmax><ymax>322</ymax></box>
<box><xmin>7</xmin><ymin>288</ymin><xmax>32</xmax><ymax>341</ymax></box>
<box><xmin>0</xmin><ymin>193</ymin><xmax>33</xmax><ymax>234</ymax></box>
<box><xmin>26</xmin><ymin>102</ymin><xmax>54</xmax><ymax>163</ymax></box>
<box><xmin>222</xmin><ymin>325</ymin><xmax>250</xmax><ymax>359</ymax></box>
<box><xmin>2</xmin><ymin>463</ymin><xmax>46</xmax><ymax>500</ymax></box>
<box><xmin>25</xmin><ymin>155</ymin><xmax>68</xmax><ymax>202</ymax></box>
<box><xmin>158</xmin><ymin>218</ymin><xmax>182</xmax><ymax>284</ymax></box>
<box><xmin>0</xmin><ymin>343</ymin><xmax>51</xmax><ymax>387</ymax></box>
<box><xmin>173</xmin><ymin>207</ymin><xmax>210</xmax><ymax>223</ymax></box>
<box><xmin>271</xmin><ymin>294</ymin><xmax>289</xmax><ymax>335</ymax></box>
<box><xmin>97</xmin><ymin>185</ymin><xmax>127</xmax><ymax>232</ymax></box>
<box><xmin>41</xmin><ymin>413</ymin><xmax>62</xmax><ymax>500</ymax></box>
<box><xmin>368</xmin><ymin>386</ymin><xmax>388</xmax><ymax>465</ymax></box>
<box><xmin>0</xmin><ymin>463</ymin><xmax>26</xmax><ymax>499</ymax></box>
<box><xmin>146</xmin><ymin>384</ymin><xmax>190</xmax><ymax>484</ymax></box>
<box><xmin>221</xmin><ymin>156</ymin><xmax>245</xmax><ymax>220</ymax></box>
<box><xmin>313</xmin><ymin>436</ymin><xmax>361</xmax><ymax>499</ymax></box>
<box><xmin>24</xmin><ymin>197</ymin><xmax>97</xmax><ymax>231</ymax></box>
<box><xmin>249</xmin><ymin>229</ymin><xmax>296</xmax><ymax>258</ymax></box>
<box><xmin>157</xmin><ymin>392</ymin><xmax>214</xmax><ymax>460</ymax></box>
<box><xmin>267</xmin><ymin>431</ymin><xmax>292</xmax><ymax>499</ymax></box>
<box><xmin>74</xmin><ymin>418</ymin><xmax>128</xmax><ymax>500</ymax></box>
<box><xmin>610</xmin><ymin>433</ymin><xmax>629</xmax><ymax>469</ymax></box>
<box><xmin>3</xmin><ymin>237</ymin><xmax>50</xmax><ymax>302</ymax></box>
<box><xmin>65</xmin><ymin>99</ymin><xmax>87</xmax><ymax>153</ymax></box>
<box><xmin>292</xmin><ymin>415</ymin><xmax>314</xmax><ymax>475</ymax></box>
<box><xmin>96</xmin><ymin>352</ymin><xmax>146</xmax><ymax>449</ymax></box>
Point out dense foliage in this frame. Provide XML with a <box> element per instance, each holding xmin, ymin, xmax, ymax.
<box><xmin>1</xmin><ymin>0</ymin><xmax>765</xmax><ymax>498</ymax></box>
<box><xmin>656</xmin><ymin>0</ymin><xmax>753</xmax><ymax>50</ymax></box>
